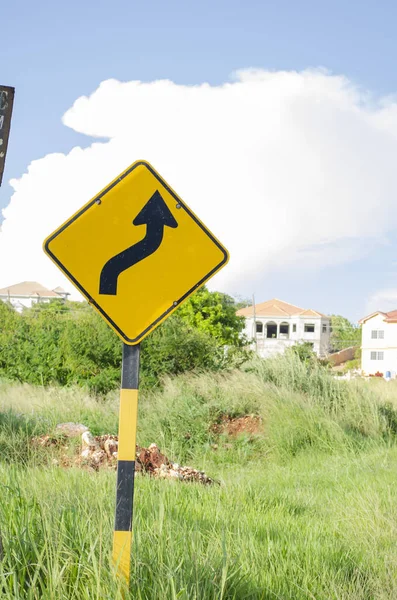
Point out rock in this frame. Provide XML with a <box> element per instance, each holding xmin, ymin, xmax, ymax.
<box><xmin>91</xmin><ymin>450</ymin><xmax>105</xmax><ymax>465</ymax></box>
<box><xmin>56</xmin><ymin>423</ymin><xmax>89</xmax><ymax>437</ymax></box>
<box><xmin>137</xmin><ymin>444</ymin><xmax>169</xmax><ymax>472</ymax></box>
<box><xmin>81</xmin><ymin>448</ymin><xmax>91</xmax><ymax>459</ymax></box>
<box><xmin>31</xmin><ymin>432</ymin><xmax>217</xmax><ymax>484</ymax></box>
<box><xmin>82</xmin><ymin>431</ymin><xmax>98</xmax><ymax>449</ymax></box>
<box><xmin>169</xmin><ymin>469</ymin><xmax>183</xmax><ymax>480</ymax></box>
<box><xmin>32</xmin><ymin>434</ymin><xmax>64</xmax><ymax>447</ymax></box>
<box><xmin>157</xmin><ymin>464</ymin><xmax>169</xmax><ymax>478</ymax></box>
<box><xmin>104</xmin><ymin>438</ymin><xmax>118</xmax><ymax>458</ymax></box>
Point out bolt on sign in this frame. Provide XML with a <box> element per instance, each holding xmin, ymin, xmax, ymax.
<box><xmin>0</xmin><ymin>86</ymin><xmax>15</xmax><ymax>187</ymax></box>
<box><xmin>43</xmin><ymin>159</ymin><xmax>229</xmax><ymax>584</ymax></box>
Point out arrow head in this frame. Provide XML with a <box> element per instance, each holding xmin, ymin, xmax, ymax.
<box><xmin>133</xmin><ymin>190</ymin><xmax>178</xmax><ymax>229</ymax></box>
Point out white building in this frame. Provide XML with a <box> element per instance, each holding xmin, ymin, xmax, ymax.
<box><xmin>359</xmin><ymin>310</ymin><xmax>397</xmax><ymax>376</ymax></box>
<box><xmin>0</xmin><ymin>281</ymin><xmax>69</xmax><ymax>312</ymax></box>
<box><xmin>237</xmin><ymin>298</ymin><xmax>331</xmax><ymax>358</ymax></box>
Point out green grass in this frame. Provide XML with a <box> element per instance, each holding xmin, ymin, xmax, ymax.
<box><xmin>1</xmin><ymin>356</ymin><xmax>397</xmax><ymax>598</ymax></box>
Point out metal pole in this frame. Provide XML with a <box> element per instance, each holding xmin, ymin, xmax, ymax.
<box><xmin>252</xmin><ymin>294</ymin><xmax>258</xmax><ymax>354</ymax></box>
<box><xmin>0</xmin><ymin>86</ymin><xmax>15</xmax><ymax>187</ymax></box>
<box><xmin>112</xmin><ymin>343</ymin><xmax>140</xmax><ymax>583</ymax></box>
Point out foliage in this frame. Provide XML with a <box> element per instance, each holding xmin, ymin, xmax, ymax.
<box><xmin>27</xmin><ymin>298</ymin><xmax>70</xmax><ymax>314</ymax></box>
<box><xmin>330</xmin><ymin>314</ymin><xmax>361</xmax><ymax>352</ymax></box>
<box><xmin>344</xmin><ymin>358</ymin><xmax>361</xmax><ymax>372</ymax></box>
<box><xmin>1</xmin><ymin>371</ymin><xmax>397</xmax><ymax>597</ymax></box>
<box><xmin>0</xmin><ymin>293</ymin><xmax>247</xmax><ymax>393</ymax></box>
<box><xmin>140</xmin><ymin>315</ymin><xmax>243</xmax><ymax>388</ymax></box>
<box><xmin>231</xmin><ymin>295</ymin><xmax>251</xmax><ymax>310</ymax></box>
<box><xmin>176</xmin><ymin>286</ymin><xmax>246</xmax><ymax>346</ymax></box>
<box><xmin>245</xmin><ymin>350</ymin><xmax>352</xmax><ymax>410</ymax></box>
<box><xmin>290</xmin><ymin>341</ymin><xmax>318</xmax><ymax>365</ymax></box>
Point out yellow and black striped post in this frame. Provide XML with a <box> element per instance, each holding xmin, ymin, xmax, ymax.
<box><xmin>112</xmin><ymin>343</ymin><xmax>140</xmax><ymax>583</ymax></box>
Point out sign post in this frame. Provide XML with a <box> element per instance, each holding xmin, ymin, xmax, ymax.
<box><xmin>113</xmin><ymin>343</ymin><xmax>140</xmax><ymax>582</ymax></box>
<box><xmin>0</xmin><ymin>85</ymin><xmax>15</xmax><ymax>187</ymax></box>
<box><xmin>43</xmin><ymin>159</ymin><xmax>229</xmax><ymax>585</ymax></box>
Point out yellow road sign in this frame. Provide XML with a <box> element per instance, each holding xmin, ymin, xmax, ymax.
<box><xmin>43</xmin><ymin>160</ymin><xmax>229</xmax><ymax>344</ymax></box>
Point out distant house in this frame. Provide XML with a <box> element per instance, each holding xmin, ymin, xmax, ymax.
<box><xmin>236</xmin><ymin>298</ymin><xmax>331</xmax><ymax>358</ymax></box>
<box><xmin>359</xmin><ymin>310</ymin><xmax>397</xmax><ymax>376</ymax></box>
<box><xmin>0</xmin><ymin>281</ymin><xmax>70</xmax><ymax>313</ymax></box>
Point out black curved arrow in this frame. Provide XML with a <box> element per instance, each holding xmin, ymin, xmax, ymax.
<box><xmin>99</xmin><ymin>190</ymin><xmax>178</xmax><ymax>295</ymax></box>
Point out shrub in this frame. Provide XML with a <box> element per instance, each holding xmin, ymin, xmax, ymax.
<box><xmin>0</xmin><ymin>299</ymin><xmax>247</xmax><ymax>392</ymax></box>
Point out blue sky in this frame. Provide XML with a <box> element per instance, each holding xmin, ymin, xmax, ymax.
<box><xmin>2</xmin><ymin>0</ymin><xmax>397</xmax><ymax>321</ymax></box>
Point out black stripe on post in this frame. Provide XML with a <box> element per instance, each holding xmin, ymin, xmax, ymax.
<box><xmin>122</xmin><ymin>344</ymin><xmax>140</xmax><ymax>389</ymax></box>
<box><xmin>114</xmin><ymin>460</ymin><xmax>136</xmax><ymax>531</ymax></box>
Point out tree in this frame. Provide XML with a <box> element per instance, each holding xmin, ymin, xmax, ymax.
<box><xmin>27</xmin><ymin>298</ymin><xmax>70</xmax><ymax>314</ymax></box>
<box><xmin>176</xmin><ymin>286</ymin><xmax>245</xmax><ymax>346</ymax></box>
<box><xmin>290</xmin><ymin>341</ymin><xmax>318</xmax><ymax>364</ymax></box>
<box><xmin>0</xmin><ymin>289</ymin><xmax>248</xmax><ymax>394</ymax></box>
<box><xmin>140</xmin><ymin>314</ymin><xmax>229</xmax><ymax>387</ymax></box>
<box><xmin>233</xmin><ymin>296</ymin><xmax>251</xmax><ymax>311</ymax></box>
<box><xmin>329</xmin><ymin>315</ymin><xmax>361</xmax><ymax>352</ymax></box>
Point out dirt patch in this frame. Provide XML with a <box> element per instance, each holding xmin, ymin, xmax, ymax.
<box><xmin>211</xmin><ymin>414</ymin><xmax>263</xmax><ymax>437</ymax></box>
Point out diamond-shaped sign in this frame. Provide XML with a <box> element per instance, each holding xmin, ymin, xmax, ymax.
<box><xmin>43</xmin><ymin>160</ymin><xmax>229</xmax><ymax>344</ymax></box>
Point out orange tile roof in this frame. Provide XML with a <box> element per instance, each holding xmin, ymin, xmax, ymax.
<box><xmin>0</xmin><ymin>281</ymin><xmax>60</xmax><ymax>298</ymax></box>
<box><xmin>299</xmin><ymin>309</ymin><xmax>324</xmax><ymax>317</ymax></box>
<box><xmin>358</xmin><ymin>309</ymin><xmax>397</xmax><ymax>324</ymax></box>
<box><xmin>358</xmin><ymin>311</ymin><xmax>385</xmax><ymax>324</ymax></box>
<box><xmin>385</xmin><ymin>310</ymin><xmax>397</xmax><ymax>323</ymax></box>
<box><xmin>236</xmin><ymin>298</ymin><xmax>326</xmax><ymax>318</ymax></box>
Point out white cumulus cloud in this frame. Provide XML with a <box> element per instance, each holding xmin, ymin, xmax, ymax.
<box><xmin>2</xmin><ymin>69</ymin><xmax>397</xmax><ymax>299</ymax></box>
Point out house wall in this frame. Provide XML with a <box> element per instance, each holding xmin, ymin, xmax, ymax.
<box><xmin>243</xmin><ymin>316</ymin><xmax>331</xmax><ymax>358</ymax></box>
<box><xmin>361</xmin><ymin>314</ymin><xmax>397</xmax><ymax>376</ymax></box>
<box><xmin>0</xmin><ymin>295</ymin><xmax>51</xmax><ymax>313</ymax></box>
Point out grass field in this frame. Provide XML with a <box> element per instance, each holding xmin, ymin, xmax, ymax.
<box><xmin>1</xmin><ymin>354</ymin><xmax>397</xmax><ymax>599</ymax></box>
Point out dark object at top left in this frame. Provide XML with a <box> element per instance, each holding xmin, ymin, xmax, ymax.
<box><xmin>0</xmin><ymin>86</ymin><xmax>15</xmax><ymax>187</ymax></box>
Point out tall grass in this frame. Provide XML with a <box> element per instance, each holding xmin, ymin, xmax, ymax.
<box><xmin>1</xmin><ymin>357</ymin><xmax>397</xmax><ymax>598</ymax></box>
<box><xmin>1</xmin><ymin>451</ymin><xmax>397</xmax><ymax>598</ymax></box>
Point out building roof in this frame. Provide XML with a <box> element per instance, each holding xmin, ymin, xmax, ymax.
<box><xmin>299</xmin><ymin>309</ymin><xmax>324</xmax><ymax>317</ymax></box>
<box><xmin>359</xmin><ymin>309</ymin><xmax>397</xmax><ymax>324</ymax></box>
<box><xmin>385</xmin><ymin>310</ymin><xmax>397</xmax><ymax>322</ymax></box>
<box><xmin>0</xmin><ymin>281</ymin><xmax>61</xmax><ymax>298</ymax></box>
<box><xmin>236</xmin><ymin>298</ymin><xmax>326</xmax><ymax>318</ymax></box>
<box><xmin>52</xmin><ymin>286</ymin><xmax>69</xmax><ymax>295</ymax></box>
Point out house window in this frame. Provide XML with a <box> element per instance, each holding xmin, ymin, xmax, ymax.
<box><xmin>371</xmin><ymin>330</ymin><xmax>384</xmax><ymax>339</ymax></box>
<box><xmin>370</xmin><ymin>351</ymin><xmax>384</xmax><ymax>360</ymax></box>
<box><xmin>293</xmin><ymin>324</ymin><xmax>297</xmax><ymax>333</ymax></box>
<box><xmin>255</xmin><ymin>322</ymin><xmax>263</xmax><ymax>334</ymax></box>
<box><xmin>304</xmin><ymin>324</ymin><xmax>315</xmax><ymax>333</ymax></box>
<box><xmin>279</xmin><ymin>322</ymin><xmax>289</xmax><ymax>339</ymax></box>
<box><xmin>322</xmin><ymin>324</ymin><xmax>327</xmax><ymax>334</ymax></box>
<box><xmin>266</xmin><ymin>322</ymin><xmax>277</xmax><ymax>339</ymax></box>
